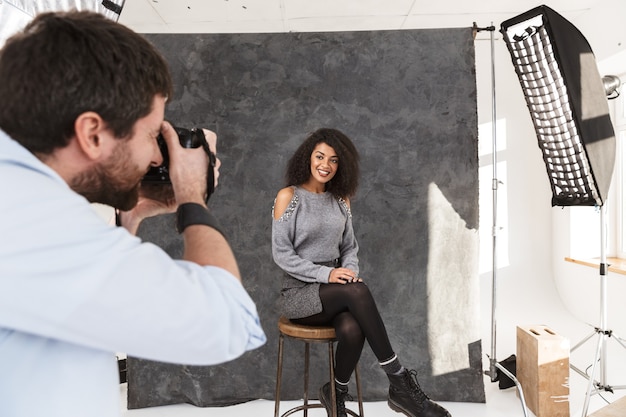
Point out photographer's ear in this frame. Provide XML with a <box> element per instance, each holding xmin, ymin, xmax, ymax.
<box><xmin>74</xmin><ymin>111</ymin><xmax>107</xmax><ymax>161</ymax></box>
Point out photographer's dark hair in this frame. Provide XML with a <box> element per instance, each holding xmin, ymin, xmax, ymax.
<box><xmin>285</xmin><ymin>128</ymin><xmax>360</xmax><ymax>199</ymax></box>
<box><xmin>0</xmin><ymin>10</ymin><xmax>173</xmax><ymax>155</ymax></box>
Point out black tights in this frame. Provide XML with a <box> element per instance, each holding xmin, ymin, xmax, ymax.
<box><xmin>292</xmin><ymin>282</ymin><xmax>394</xmax><ymax>383</ymax></box>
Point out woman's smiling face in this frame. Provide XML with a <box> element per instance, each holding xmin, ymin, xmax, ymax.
<box><xmin>309</xmin><ymin>142</ymin><xmax>339</xmax><ymax>185</ymax></box>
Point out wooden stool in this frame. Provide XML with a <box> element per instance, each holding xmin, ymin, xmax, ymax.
<box><xmin>274</xmin><ymin>316</ymin><xmax>364</xmax><ymax>417</ymax></box>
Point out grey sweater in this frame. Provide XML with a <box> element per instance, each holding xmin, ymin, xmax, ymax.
<box><xmin>271</xmin><ymin>186</ymin><xmax>359</xmax><ymax>318</ymax></box>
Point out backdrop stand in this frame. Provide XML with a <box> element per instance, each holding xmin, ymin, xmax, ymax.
<box><xmin>474</xmin><ymin>21</ymin><xmax>529</xmax><ymax>417</ymax></box>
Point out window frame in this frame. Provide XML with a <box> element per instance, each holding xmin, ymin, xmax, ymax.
<box><xmin>613</xmin><ymin>82</ymin><xmax>626</xmax><ymax>258</ymax></box>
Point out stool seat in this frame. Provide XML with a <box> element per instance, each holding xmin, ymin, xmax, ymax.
<box><xmin>278</xmin><ymin>316</ymin><xmax>336</xmax><ymax>340</ymax></box>
<box><xmin>274</xmin><ymin>316</ymin><xmax>364</xmax><ymax>417</ymax></box>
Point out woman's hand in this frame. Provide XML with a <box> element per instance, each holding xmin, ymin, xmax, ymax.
<box><xmin>329</xmin><ymin>267</ymin><xmax>362</xmax><ymax>284</ymax></box>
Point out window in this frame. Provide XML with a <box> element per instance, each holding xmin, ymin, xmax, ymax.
<box><xmin>614</xmin><ymin>83</ymin><xmax>626</xmax><ymax>258</ymax></box>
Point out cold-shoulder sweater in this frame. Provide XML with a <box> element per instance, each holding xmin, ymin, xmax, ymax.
<box><xmin>271</xmin><ymin>186</ymin><xmax>359</xmax><ymax>319</ymax></box>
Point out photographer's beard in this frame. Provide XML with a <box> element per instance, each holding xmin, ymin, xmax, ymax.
<box><xmin>71</xmin><ymin>140</ymin><xmax>147</xmax><ymax>211</ymax></box>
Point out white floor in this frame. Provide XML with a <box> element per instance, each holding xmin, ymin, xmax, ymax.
<box><xmin>118</xmin><ymin>265</ymin><xmax>626</xmax><ymax>417</ymax></box>
<box><xmin>120</xmin><ymin>320</ymin><xmax>626</xmax><ymax>417</ymax></box>
<box><xmin>120</xmin><ymin>375</ymin><xmax>626</xmax><ymax>417</ymax></box>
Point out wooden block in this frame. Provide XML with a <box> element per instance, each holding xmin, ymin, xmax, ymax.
<box><xmin>517</xmin><ymin>325</ymin><xmax>570</xmax><ymax>417</ymax></box>
<box><xmin>589</xmin><ymin>396</ymin><xmax>626</xmax><ymax>417</ymax></box>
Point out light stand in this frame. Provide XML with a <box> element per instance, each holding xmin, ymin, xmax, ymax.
<box><xmin>500</xmin><ymin>5</ymin><xmax>623</xmax><ymax>417</ymax></box>
<box><xmin>474</xmin><ymin>21</ymin><xmax>529</xmax><ymax>417</ymax></box>
<box><xmin>570</xmin><ymin>204</ymin><xmax>626</xmax><ymax>416</ymax></box>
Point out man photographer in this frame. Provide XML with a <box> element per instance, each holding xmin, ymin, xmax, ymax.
<box><xmin>0</xmin><ymin>10</ymin><xmax>266</xmax><ymax>417</ymax></box>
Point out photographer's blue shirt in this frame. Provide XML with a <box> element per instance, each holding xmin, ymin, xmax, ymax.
<box><xmin>0</xmin><ymin>130</ymin><xmax>266</xmax><ymax>417</ymax></box>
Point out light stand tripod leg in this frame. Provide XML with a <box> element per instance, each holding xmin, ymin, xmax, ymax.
<box><xmin>571</xmin><ymin>329</ymin><xmax>601</xmax><ymax>381</ymax></box>
<box><xmin>582</xmin><ymin>329</ymin><xmax>605</xmax><ymax>417</ymax></box>
<box><xmin>571</xmin><ymin>330</ymin><xmax>599</xmax><ymax>352</ymax></box>
<box><xmin>614</xmin><ymin>336</ymin><xmax>626</xmax><ymax>350</ymax></box>
<box><xmin>495</xmin><ymin>362</ymin><xmax>529</xmax><ymax>417</ymax></box>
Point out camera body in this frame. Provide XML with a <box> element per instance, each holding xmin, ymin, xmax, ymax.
<box><xmin>142</xmin><ymin>126</ymin><xmax>216</xmax><ymax>199</ymax></box>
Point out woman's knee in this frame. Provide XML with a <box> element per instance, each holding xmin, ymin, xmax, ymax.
<box><xmin>335</xmin><ymin>282</ymin><xmax>372</xmax><ymax>301</ymax></box>
<box><xmin>351</xmin><ymin>282</ymin><xmax>371</xmax><ymax>297</ymax></box>
<box><xmin>345</xmin><ymin>282</ymin><xmax>377</xmax><ymax>310</ymax></box>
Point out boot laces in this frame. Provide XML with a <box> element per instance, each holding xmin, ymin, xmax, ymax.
<box><xmin>404</xmin><ymin>369</ymin><xmax>429</xmax><ymax>403</ymax></box>
<box><xmin>336</xmin><ymin>389</ymin><xmax>353</xmax><ymax>415</ymax></box>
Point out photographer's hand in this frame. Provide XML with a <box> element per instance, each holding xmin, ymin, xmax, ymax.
<box><xmin>161</xmin><ymin>122</ymin><xmax>241</xmax><ymax>281</ymax></box>
<box><xmin>163</xmin><ymin>121</ymin><xmax>210</xmax><ymax>204</ymax></box>
<box><xmin>203</xmin><ymin>128</ymin><xmax>221</xmax><ymax>190</ymax></box>
<box><xmin>118</xmin><ymin>184</ymin><xmax>176</xmax><ymax>234</ymax></box>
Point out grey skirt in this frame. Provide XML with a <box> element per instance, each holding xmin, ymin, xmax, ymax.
<box><xmin>279</xmin><ymin>259</ymin><xmax>339</xmax><ymax>319</ymax></box>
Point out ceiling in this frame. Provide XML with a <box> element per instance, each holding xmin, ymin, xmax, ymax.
<box><xmin>0</xmin><ymin>0</ymin><xmax>623</xmax><ymax>68</ymax></box>
<box><xmin>115</xmin><ymin>0</ymin><xmax>625</xmax><ymax>64</ymax></box>
<box><xmin>118</xmin><ymin>0</ymin><xmax>599</xmax><ymax>34</ymax></box>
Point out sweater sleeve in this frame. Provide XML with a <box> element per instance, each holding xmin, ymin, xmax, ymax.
<box><xmin>271</xmin><ymin>197</ymin><xmax>332</xmax><ymax>284</ymax></box>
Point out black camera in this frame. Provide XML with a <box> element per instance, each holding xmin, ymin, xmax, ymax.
<box><xmin>142</xmin><ymin>126</ymin><xmax>216</xmax><ymax>199</ymax></box>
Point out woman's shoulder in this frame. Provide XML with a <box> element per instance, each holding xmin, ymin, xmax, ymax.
<box><xmin>273</xmin><ymin>186</ymin><xmax>298</xmax><ymax>221</ymax></box>
<box><xmin>276</xmin><ymin>186</ymin><xmax>296</xmax><ymax>201</ymax></box>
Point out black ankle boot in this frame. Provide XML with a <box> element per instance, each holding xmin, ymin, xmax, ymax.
<box><xmin>387</xmin><ymin>369</ymin><xmax>451</xmax><ymax>417</ymax></box>
<box><xmin>319</xmin><ymin>382</ymin><xmax>351</xmax><ymax>417</ymax></box>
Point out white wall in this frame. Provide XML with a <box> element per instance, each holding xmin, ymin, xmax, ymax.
<box><xmin>474</xmin><ymin>1</ymin><xmax>626</xmax><ymax>365</ymax></box>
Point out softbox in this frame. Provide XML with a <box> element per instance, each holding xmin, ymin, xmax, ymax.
<box><xmin>501</xmin><ymin>5</ymin><xmax>616</xmax><ymax>207</ymax></box>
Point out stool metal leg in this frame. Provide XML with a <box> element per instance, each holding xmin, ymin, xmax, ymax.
<box><xmin>355</xmin><ymin>365</ymin><xmax>364</xmax><ymax>417</ymax></box>
<box><xmin>275</xmin><ymin>327</ymin><xmax>364</xmax><ymax>417</ymax></box>
<box><xmin>274</xmin><ymin>334</ymin><xmax>285</xmax><ymax>417</ymax></box>
<box><xmin>328</xmin><ymin>341</ymin><xmax>337</xmax><ymax>417</ymax></box>
<box><xmin>303</xmin><ymin>342</ymin><xmax>310</xmax><ymax>417</ymax></box>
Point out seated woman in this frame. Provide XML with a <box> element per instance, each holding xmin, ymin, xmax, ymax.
<box><xmin>271</xmin><ymin>128</ymin><xmax>451</xmax><ymax>417</ymax></box>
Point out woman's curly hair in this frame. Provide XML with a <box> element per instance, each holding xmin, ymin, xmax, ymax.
<box><xmin>285</xmin><ymin>128</ymin><xmax>360</xmax><ymax>199</ymax></box>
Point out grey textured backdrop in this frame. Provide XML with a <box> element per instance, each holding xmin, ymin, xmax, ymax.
<box><xmin>127</xmin><ymin>28</ymin><xmax>484</xmax><ymax>409</ymax></box>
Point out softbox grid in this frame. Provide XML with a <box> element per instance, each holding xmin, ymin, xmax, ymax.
<box><xmin>505</xmin><ymin>22</ymin><xmax>600</xmax><ymax>206</ymax></box>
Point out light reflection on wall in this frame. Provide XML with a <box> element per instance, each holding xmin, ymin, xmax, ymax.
<box><xmin>426</xmin><ymin>182</ymin><xmax>479</xmax><ymax>376</ymax></box>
